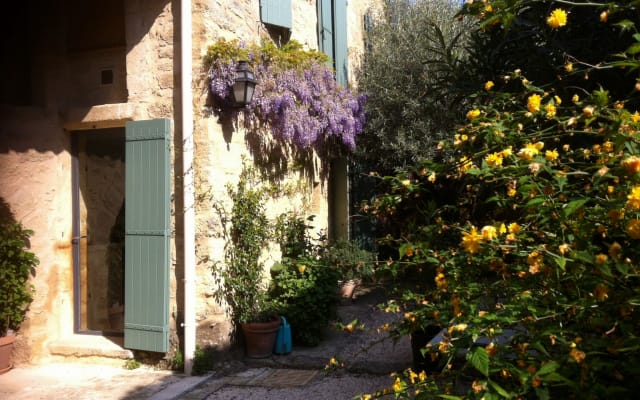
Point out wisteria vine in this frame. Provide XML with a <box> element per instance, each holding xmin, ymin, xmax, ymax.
<box><xmin>207</xmin><ymin>40</ymin><xmax>366</xmax><ymax>152</ymax></box>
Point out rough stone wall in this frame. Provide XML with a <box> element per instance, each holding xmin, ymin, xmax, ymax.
<box><xmin>0</xmin><ymin>0</ymin><xmax>377</xmax><ymax>364</ymax></box>
<box><xmin>189</xmin><ymin>0</ymin><xmax>377</xmax><ymax>351</ymax></box>
<box><xmin>0</xmin><ymin>112</ymin><xmax>74</xmax><ymax>364</ymax></box>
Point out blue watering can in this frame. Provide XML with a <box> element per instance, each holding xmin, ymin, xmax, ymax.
<box><xmin>274</xmin><ymin>316</ymin><xmax>292</xmax><ymax>354</ymax></box>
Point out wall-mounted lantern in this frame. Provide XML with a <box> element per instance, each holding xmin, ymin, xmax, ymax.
<box><xmin>232</xmin><ymin>61</ymin><xmax>257</xmax><ymax>107</ymax></box>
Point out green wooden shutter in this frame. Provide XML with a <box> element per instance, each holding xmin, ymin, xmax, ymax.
<box><xmin>260</xmin><ymin>0</ymin><xmax>292</xmax><ymax>29</ymax></box>
<box><xmin>333</xmin><ymin>0</ymin><xmax>348</xmax><ymax>86</ymax></box>
<box><xmin>124</xmin><ymin>119</ymin><xmax>171</xmax><ymax>353</ymax></box>
<box><xmin>318</xmin><ymin>0</ymin><xmax>334</xmax><ymax>62</ymax></box>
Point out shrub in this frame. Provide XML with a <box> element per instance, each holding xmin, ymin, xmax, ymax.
<box><xmin>361</xmin><ymin>1</ymin><xmax>640</xmax><ymax>399</ymax></box>
<box><xmin>269</xmin><ymin>212</ymin><xmax>339</xmax><ymax>346</ymax></box>
<box><xmin>269</xmin><ymin>255</ymin><xmax>339</xmax><ymax>346</ymax></box>
<box><xmin>0</xmin><ymin>222</ymin><xmax>39</xmax><ymax>336</ymax></box>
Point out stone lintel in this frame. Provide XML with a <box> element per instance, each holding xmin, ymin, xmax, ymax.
<box><xmin>63</xmin><ymin>103</ymin><xmax>136</xmax><ymax>131</ymax></box>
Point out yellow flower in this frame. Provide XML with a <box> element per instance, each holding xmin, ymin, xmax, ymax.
<box><xmin>583</xmin><ymin>105</ymin><xmax>595</xmax><ymax>117</ymax></box>
<box><xmin>554</xmin><ymin>95</ymin><xmax>562</xmax><ymax>105</ymax></box>
<box><xmin>428</xmin><ymin>172</ymin><xmax>436</xmax><ymax>183</ymax></box>
<box><xmin>507</xmin><ymin>187</ymin><xmax>517</xmax><ymax>197</ymax></box>
<box><xmin>558</xmin><ymin>243</ymin><xmax>570</xmax><ymax>255</ymax></box>
<box><xmin>518</xmin><ymin>143</ymin><xmax>540</xmax><ymax>160</ymax></box>
<box><xmin>545</xmin><ymin>149</ymin><xmax>559</xmax><ymax>161</ymax></box>
<box><xmin>485</xmin><ymin>80</ymin><xmax>495</xmax><ymax>91</ymax></box>
<box><xmin>594</xmin><ymin>284</ymin><xmax>609</xmax><ymax>301</ymax></box>
<box><xmin>298</xmin><ymin>265</ymin><xmax>306</xmax><ymax>274</ymax></box>
<box><xmin>527</xmin><ymin>94</ymin><xmax>542</xmax><ymax>113</ymax></box>
<box><xmin>418</xmin><ymin>371</ymin><xmax>427</xmax><ymax>382</ymax></box>
<box><xmin>609</xmin><ymin>241</ymin><xmax>622</xmax><ymax>258</ymax></box>
<box><xmin>485</xmin><ymin>152</ymin><xmax>504</xmax><ymax>167</ymax></box>
<box><xmin>461</xmin><ymin>226</ymin><xmax>484</xmax><ymax>254</ymax></box>
<box><xmin>603</xmin><ymin>141</ymin><xmax>614</xmax><ymax>153</ymax></box>
<box><xmin>632</xmin><ymin>111</ymin><xmax>640</xmax><ymax>123</ymax></box>
<box><xmin>393</xmin><ymin>377</ymin><xmax>403</xmax><ymax>392</ymax></box>
<box><xmin>502</xmin><ymin>146</ymin><xmax>513</xmax><ymax>157</ymax></box>
<box><xmin>595</xmin><ymin>253</ymin><xmax>608</xmax><ymax>265</ymax></box>
<box><xmin>459</xmin><ymin>156</ymin><xmax>474</xmax><ymax>173</ymax></box>
<box><xmin>544</xmin><ymin>103</ymin><xmax>557</xmax><ymax>119</ymax></box>
<box><xmin>623</xmin><ymin>156</ymin><xmax>640</xmax><ymax>174</ymax></box>
<box><xmin>565</xmin><ymin>62</ymin><xmax>573</xmax><ymax>72</ymax></box>
<box><xmin>401</xmin><ymin>179</ymin><xmax>411</xmax><ymax>186</ymax></box>
<box><xmin>572</xmin><ymin>94</ymin><xmax>580</xmax><ymax>103</ymax></box>
<box><xmin>547</xmin><ymin>8</ymin><xmax>568</xmax><ymax>29</ymax></box>
<box><xmin>482</xmin><ymin>225</ymin><xmax>498</xmax><ymax>240</ymax></box>
<box><xmin>600</xmin><ymin>11</ymin><xmax>608</xmax><ymax>23</ymax></box>
<box><xmin>508</xmin><ymin>223</ymin><xmax>521</xmax><ymax>234</ymax></box>
<box><xmin>499</xmin><ymin>223</ymin><xmax>507</xmax><ymax>234</ymax></box>
<box><xmin>626</xmin><ymin>219</ymin><xmax>640</xmax><ymax>239</ymax></box>
<box><xmin>569</xmin><ymin>348</ymin><xmax>586</xmax><ymax>363</ymax></box>
<box><xmin>627</xmin><ymin>186</ymin><xmax>640</xmax><ymax>210</ymax></box>
<box><xmin>467</xmin><ymin>109</ymin><xmax>481</xmax><ymax>120</ymax></box>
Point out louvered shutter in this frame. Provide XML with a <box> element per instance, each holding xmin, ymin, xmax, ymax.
<box><xmin>318</xmin><ymin>0</ymin><xmax>334</xmax><ymax>62</ymax></box>
<box><xmin>333</xmin><ymin>0</ymin><xmax>348</xmax><ymax>86</ymax></box>
<box><xmin>124</xmin><ymin>119</ymin><xmax>171</xmax><ymax>352</ymax></box>
<box><xmin>260</xmin><ymin>0</ymin><xmax>292</xmax><ymax>29</ymax></box>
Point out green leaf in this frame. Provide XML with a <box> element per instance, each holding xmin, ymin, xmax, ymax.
<box><xmin>537</xmin><ymin>361</ymin><xmax>559</xmax><ymax>376</ymax></box>
<box><xmin>563</xmin><ymin>199</ymin><xmax>588</xmax><ymax>217</ymax></box>
<box><xmin>553</xmin><ymin>256</ymin><xmax>566</xmax><ymax>271</ymax></box>
<box><xmin>626</xmin><ymin>42</ymin><xmax>640</xmax><ymax>55</ymax></box>
<box><xmin>525</xmin><ymin>198</ymin><xmax>545</xmax><ymax>207</ymax></box>
<box><xmin>466</xmin><ymin>346</ymin><xmax>489</xmax><ymax>377</ymax></box>
<box><xmin>534</xmin><ymin>387</ymin><xmax>550</xmax><ymax>400</ymax></box>
<box><xmin>488</xmin><ymin>380</ymin><xmax>512</xmax><ymax>398</ymax></box>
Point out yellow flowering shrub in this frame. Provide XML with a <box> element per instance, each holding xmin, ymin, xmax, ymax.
<box><xmin>359</xmin><ymin>1</ymin><xmax>640</xmax><ymax>399</ymax></box>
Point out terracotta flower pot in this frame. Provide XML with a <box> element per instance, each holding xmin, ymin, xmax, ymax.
<box><xmin>0</xmin><ymin>332</ymin><xmax>16</xmax><ymax>375</ymax></box>
<box><xmin>337</xmin><ymin>279</ymin><xmax>361</xmax><ymax>301</ymax></box>
<box><xmin>241</xmin><ymin>318</ymin><xmax>281</xmax><ymax>358</ymax></box>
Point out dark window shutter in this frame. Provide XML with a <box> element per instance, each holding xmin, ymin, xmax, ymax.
<box><xmin>260</xmin><ymin>0</ymin><xmax>292</xmax><ymax>29</ymax></box>
<box><xmin>124</xmin><ymin>119</ymin><xmax>170</xmax><ymax>353</ymax></box>
<box><xmin>333</xmin><ymin>0</ymin><xmax>348</xmax><ymax>86</ymax></box>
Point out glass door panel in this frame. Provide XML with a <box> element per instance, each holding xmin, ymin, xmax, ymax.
<box><xmin>72</xmin><ymin>128</ymin><xmax>125</xmax><ymax>334</ymax></box>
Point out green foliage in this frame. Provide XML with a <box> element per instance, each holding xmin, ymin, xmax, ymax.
<box><xmin>269</xmin><ymin>256</ymin><xmax>339</xmax><ymax>346</ymax></box>
<box><xmin>320</xmin><ymin>240</ymin><xmax>377</xmax><ymax>281</ymax></box>
<box><xmin>123</xmin><ymin>359</ymin><xmax>141</xmax><ymax>370</ymax></box>
<box><xmin>0</xmin><ymin>222</ymin><xmax>39</xmax><ymax>336</ymax></box>
<box><xmin>274</xmin><ymin>212</ymin><xmax>314</xmax><ymax>259</ymax></box>
<box><xmin>269</xmin><ymin>212</ymin><xmax>339</xmax><ymax>346</ymax></box>
<box><xmin>211</xmin><ymin>160</ymin><xmax>277</xmax><ymax>324</ymax></box>
<box><xmin>360</xmin><ymin>1</ymin><xmax>640</xmax><ymax>399</ymax></box>
<box><xmin>191</xmin><ymin>345</ymin><xmax>215</xmax><ymax>376</ymax></box>
<box><xmin>355</xmin><ymin>0</ymin><xmax>475</xmax><ymax>173</ymax></box>
<box><xmin>204</xmin><ymin>39</ymin><xmax>329</xmax><ymax>73</ymax></box>
<box><xmin>169</xmin><ymin>350</ymin><xmax>184</xmax><ymax>371</ymax></box>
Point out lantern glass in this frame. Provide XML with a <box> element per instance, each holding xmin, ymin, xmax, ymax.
<box><xmin>232</xmin><ymin>61</ymin><xmax>257</xmax><ymax>106</ymax></box>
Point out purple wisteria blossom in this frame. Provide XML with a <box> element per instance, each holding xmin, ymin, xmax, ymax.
<box><xmin>208</xmin><ymin>51</ymin><xmax>366</xmax><ymax>153</ymax></box>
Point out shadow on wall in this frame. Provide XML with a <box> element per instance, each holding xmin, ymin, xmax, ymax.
<box><xmin>0</xmin><ymin>196</ymin><xmax>15</xmax><ymax>225</ymax></box>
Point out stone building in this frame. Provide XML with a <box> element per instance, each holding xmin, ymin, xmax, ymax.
<box><xmin>0</xmin><ymin>0</ymin><xmax>374</xmax><ymax>372</ymax></box>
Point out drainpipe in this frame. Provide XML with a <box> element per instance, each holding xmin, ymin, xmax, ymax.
<box><xmin>180</xmin><ymin>0</ymin><xmax>196</xmax><ymax>376</ymax></box>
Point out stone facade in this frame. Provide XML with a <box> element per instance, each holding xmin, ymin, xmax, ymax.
<box><xmin>0</xmin><ymin>0</ymin><xmax>375</xmax><ymax>366</ymax></box>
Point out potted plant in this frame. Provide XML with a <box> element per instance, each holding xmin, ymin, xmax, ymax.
<box><xmin>320</xmin><ymin>240</ymin><xmax>376</xmax><ymax>301</ymax></box>
<box><xmin>211</xmin><ymin>161</ymin><xmax>280</xmax><ymax>358</ymax></box>
<box><xmin>0</xmin><ymin>222</ymin><xmax>39</xmax><ymax>374</ymax></box>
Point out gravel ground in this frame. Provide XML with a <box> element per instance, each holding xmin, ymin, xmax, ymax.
<box><xmin>205</xmin><ymin>372</ymin><xmax>395</xmax><ymax>400</ymax></box>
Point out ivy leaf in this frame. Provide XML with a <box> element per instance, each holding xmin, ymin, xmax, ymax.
<box><xmin>466</xmin><ymin>346</ymin><xmax>489</xmax><ymax>377</ymax></box>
